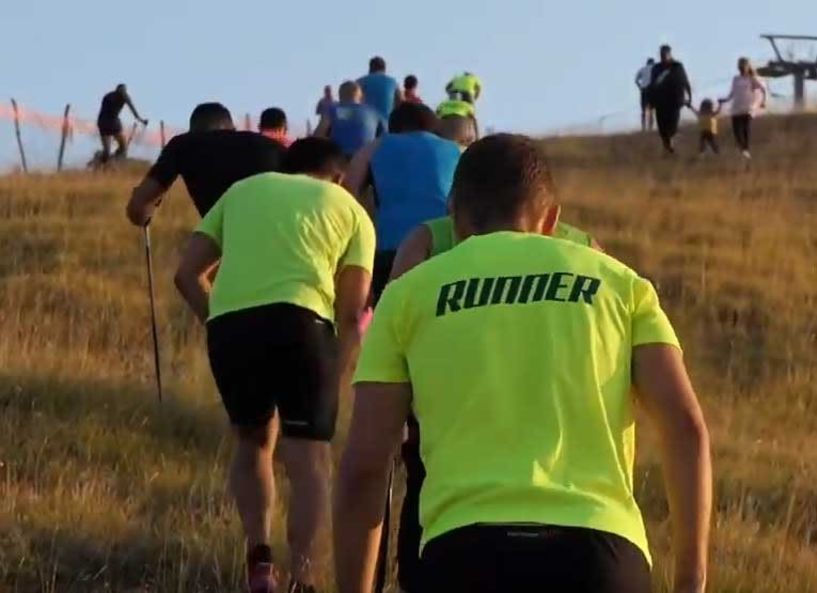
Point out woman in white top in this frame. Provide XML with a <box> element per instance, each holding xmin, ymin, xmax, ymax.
<box><xmin>719</xmin><ymin>57</ymin><xmax>768</xmax><ymax>158</ymax></box>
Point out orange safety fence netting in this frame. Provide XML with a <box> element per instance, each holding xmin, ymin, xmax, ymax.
<box><xmin>0</xmin><ymin>101</ymin><xmax>185</xmax><ymax>148</ymax></box>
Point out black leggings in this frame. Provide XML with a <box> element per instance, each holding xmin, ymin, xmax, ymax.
<box><xmin>655</xmin><ymin>106</ymin><xmax>681</xmax><ymax>152</ymax></box>
<box><xmin>421</xmin><ymin>524</ymin><xmax>652</xmax><ymax>593</ymax></box>
<box><xmin>732</xmin><ymin>114</ymin><xmax>752</xmax><ymax>151</ymax></box>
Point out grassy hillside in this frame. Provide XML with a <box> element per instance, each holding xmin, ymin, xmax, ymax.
<box><xmin>2</xmin><ymin>116</ymin><xmax>817</xmax><ymax>592</ymax></box>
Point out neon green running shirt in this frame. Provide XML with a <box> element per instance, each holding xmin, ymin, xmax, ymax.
<box><xmin>355</xmin><ymin>231</ymin><xmax>678</xmax><ymax>563</ymax></box>
<box><xmin>197</xmin><ymin>173</ymin><xmax>375</xmax><ymax>322</ymax></box>
<box><xmin>424</xmin><ymin>215</ymin><xmax>594</xmax><ymax>256</ymax></box>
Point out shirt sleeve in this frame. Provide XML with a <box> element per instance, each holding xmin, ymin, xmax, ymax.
<box><xmin>354</xmin><ymin>281</ymin><xmax>410</xmax><ymax>384</ymax></box>
<box><xmin>340</xmin><ymin>207</ymin><xmax>376</xmax><ymax>273</ymax></box>
<box><xmin>632</xmin><ymin>275</ymin><xmax>680</xmax><ymax>349</ymax></box>
<box><xmin>147</xmin><ymin>136</ymin><xmax>182</xmax><ymax>189</ymax></box>
<box><xmin>195</xmin><ymin>193</ymin><xmax>226</xmax><ymax>248</ymax></box>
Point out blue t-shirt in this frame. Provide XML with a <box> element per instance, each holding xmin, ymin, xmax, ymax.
<box><xmin>358</xmin><ymin>72</ymin><xmax>399</xmax><ymax>120</ymax></box>
<box><xmin>328</xmin><ymin>103</ymin><xmax>386</xmax><ymax>157</ymax></box>
<box><xmin>371</xmin><ymin>132</ymin><xmax>462</xmax><ymax>251</ymax></box>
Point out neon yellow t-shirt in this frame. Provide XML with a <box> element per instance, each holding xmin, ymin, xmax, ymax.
<box><xmin>447</xmin><ymin>73</ymin><xmax>482</xmax><ymax>101</ymax></box>
<box><xmin>436</xmin><ymin>99</ymin><xmax>476</xmax><ymax>119</ymax></box>
<box><xmin>197</xmin><ymin>173</ymin><xmax>375</xmax><ymax>322</ymax></box>
<box><xmin>424</xmin><ymin>215</ymin><xmax>594</xmax><ymax>256</ymax></box>
<box><xmin>354</xmin><ymin>232</ymin><xmax>679</xmax><ymax>562</ymax></box>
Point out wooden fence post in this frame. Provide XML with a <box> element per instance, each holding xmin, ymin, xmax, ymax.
<box><xmin>57</xmin><ymin>103</ymin><xmax>71</xmax><ymax>171</ymax></box>
<box><xmin>10</xmin><ymin>99</ymin><xmax>28</xmax><ymax>173</ymax></box>
<box><xmin>160</xmin><ymin>120</ymin><xmax>166</xmax><ymax>148</ymax></box>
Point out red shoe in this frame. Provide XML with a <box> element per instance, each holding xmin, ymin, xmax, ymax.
<box><xmin>248</xmin><ymin>561</ymin><xmax>277</xmax><ymax>593</ymax></box>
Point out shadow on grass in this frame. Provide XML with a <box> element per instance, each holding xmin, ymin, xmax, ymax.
<box><xmin>0</xmin><ymin>370</ymin><xmax>227</xmax><ymax>459</ymax></box>
<box><xmin>4</xmin><ymin>524</ymin><xmax>243</xmax><ymax>593</ymax></box>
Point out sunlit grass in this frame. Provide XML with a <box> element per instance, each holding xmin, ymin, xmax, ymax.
<box><xmin>2</xmin><ymin>116</ymin><xmax>816</xmax><ymax>591</ymax></box>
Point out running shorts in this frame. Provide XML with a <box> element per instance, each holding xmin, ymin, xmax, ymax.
<box><xmin>421</xmin><ymin>524</ymin><xmax>652</xmax><ymax>593</ymax></box>
<box><xmin>206</xmin><ymin>303</ymin><xmax>338</xmax><ymax>440</ymax></box>
<box><xmin>97</xmin><ymin>116</ymin><xmax>123</xmax><ymax>137</ymax></box>
<box><xmin>640</xmin><ymin>89</ymin><xmax>652</xmax><ymax>110</ymax></box>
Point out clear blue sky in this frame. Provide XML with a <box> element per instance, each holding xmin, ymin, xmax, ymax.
<box><xmin>2</xmin><ymin>0</ymin><xmax>816</xmax><ymax>168</ymax></box>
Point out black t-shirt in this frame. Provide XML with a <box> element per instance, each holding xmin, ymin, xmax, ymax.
<box><xmin>147</xmin><ymin>130</ymin><xmax>286</xmax><ymax>216</ymax></box>
<box><xmin>99</xmin><ymin>90</ymin><xmax>127</xmax><ymax>121</ymax></box>
<box><xmin>649</xmin><ymin>61</ymin><xmax>691</xmax><ymax>109</ymax></box>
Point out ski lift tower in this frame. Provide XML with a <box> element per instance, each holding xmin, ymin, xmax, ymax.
<box><xmin>757</xmin><ymin>34</ymin><xmax>817</xmax><ymax>110</ymax></box>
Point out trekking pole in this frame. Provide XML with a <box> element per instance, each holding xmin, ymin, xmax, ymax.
<box><xmin>143</xmin><ymin>224</ymin><xmax>163</xmax><ymax>402</ymax></box>
<box><xmin>374</xmin><ymin>461</ymin><xmax>395</xmax><ymax>593</ymax></box>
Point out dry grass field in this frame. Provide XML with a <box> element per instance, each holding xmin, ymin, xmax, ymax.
<box><xmin>1</xmin><ymin>116</ymin><xmax>816</xmax><ymax>592</ymax></box>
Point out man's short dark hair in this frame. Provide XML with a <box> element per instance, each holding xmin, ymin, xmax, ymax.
<box><xmin>451</xmin><ymin>134</ymin><xmax>557</xmax><ymax>231</ymax></box>
<box><xmin>259</xmin><ymin>107</ymin><xmax>287</xmax><ymax>131</ymax></box>
<box><xmin>404</xmin><ymin>75</ymin><xmax>418</xmax><ymax>90</ymax></box>
<box><xmin>647</xmin><ymin>58</ymin><xmax>655</xmax><ymax>65</ymax></box>
<box><xmin>369</xmin><ymin>56</ymin><xmax>386</xmax><ymax>73</ymax></box>
<box><xmin>189</xmin><ymin>102</ymin><xmax>234</xmax><ymax>132</ymax></box>
<box><xmin>388</xmin><ymin>102</ymin><xmax>438</xmax><ymax>133</ymax></box>
<box><xmin>660</xmin><ymin>45</ymin><xmax>672</xmax><ymax>56</ymax></box>
<box><xmin>283</xmin><ymin>137</ymin><xmax>346</xmax><ymax>177</ymax></box>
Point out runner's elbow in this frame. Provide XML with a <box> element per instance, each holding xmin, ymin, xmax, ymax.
<box><xmin>668</xmin><ymin>405</ymin><xmax>710</xmax><ymax>450</ymax></box>
<box><xmin>173</xmin><ymin>266</ymin><xmax>194</xmax><ymax>294</ymax></box>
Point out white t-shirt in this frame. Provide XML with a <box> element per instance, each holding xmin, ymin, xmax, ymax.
<box><xmin>636</xmin><ymin>65</ymin><xmax>653</xmax><ymax>90</ymax></box>
<box><xmin>728</xmin><ymin>75</ymin><xmax>765</xmax><ymax>116</ymax></box>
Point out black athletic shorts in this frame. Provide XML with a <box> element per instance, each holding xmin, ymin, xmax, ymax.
<box><xmin>640</xmin><ymin>89</ymin><xmax>652</xmax><ymax>110</ymax></box>
<box><xmin>97</xmin><ymin>116</ymin><xmax>123</xmax><ymax>137</ymax></box>
<box><xmin>421</xmin><ymin>524</ymin><xmax>652</xmax><ymax>593</ymax></box>
<box><xmin>206</xmin><ymin>303</ymin><xmax>338</xmax><ymax>440</ymax></box>
<box><xmin>372</xmin><ymin>250</ymin><xmax>397</xmax><ymax>305</ymax></box>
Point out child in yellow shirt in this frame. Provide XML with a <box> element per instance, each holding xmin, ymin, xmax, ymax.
<box><xmin>687</xmin><ymin>98</ymin><xmax>721</xmax><ymax>155</ymax></box>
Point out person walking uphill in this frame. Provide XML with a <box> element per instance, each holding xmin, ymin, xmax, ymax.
<box><xmin>636</xmin><ymin>58</ymin><xmax>656</xmax><ymax>132</ymax></box>
<box><xmin>259</xmin><ymin>107</ymin><xmax>294</xmax><ymax>148</ymax></box>
<box><xmin>174</xmin><ymin>138</ymin><xmax>375</xmax><ymax>593</ymax></box>
<box><xmin>335</xmin><ymin>134</ymin><xmax>712</xmax><ymax>593</ymax></box>
<box><xmin>649</xmin><ymin>45</ymin><xmax>692</xmax><ymax>155</ymax></box>
<box><xmin>358</xmin><ymin>56</ymin><xmax>401</xmax><ymax>120</ymax></box>
<box><xmin>314</xmin><ymin>81</ymin><xmax>386</xmax><ymax>159</ymax></box>
<box><xmin>386</xmin><ymin>212</ymin><xmax>602</xmax><ymax>593</ymax></box>
<box><xmin>97</xmin><ymin>84</ymin><xmax>148</xmax><ymax>163</ymax></box>
<box><xmin>719</xmin><ymin>57</ymin><xmax>767</xmax><ymax>159</ymax></box>
<box><xmin>126</xmin><ymin>103</ymin><xmax>286</xmax><ymax>226</ymax></box>
<box><xmin>446</xmin><ymin>72</ymin><xmax>482</xmax><ymax>105</ymax></box>
<box><xmin>343</xmin><ymin>103</ymin><xmax>461</xmax><ymax>302</ymax></box>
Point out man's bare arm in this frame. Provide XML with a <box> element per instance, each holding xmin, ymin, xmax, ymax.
<box><xmin>174</xmin><ymin>233</ymin><xmax>222</xmax><ymax>323</ymax></box>
<box><xmin>343</xmin><ymin>140</ymin><xmax>380</xmax><ymax>218</ymax></box>
<box><xmin>125</xmin><ymin>95</ymin><xmax>147</xmax><ymax>124</ymax></box>
<box><xmin>335</xmin><ymin>382</ymin><xmax>411</xmax><ymax>593</ymax></box>
<box><xmin>633</xmin><ymin>344</ymin><xmax>711</xmax><ymax>593</ymax></box>
<box><xmin>127</xmin><ymin>177</ymin><xmax>166</xmax><ymax>227</ymax></box>
<box><xmin>334</xmin><ymin>266</ymin><xmax>373</xmax><ymax>380</ymax></box>
<box><xmin>389</xmin><ymin>225</ymin><xmax>432</xmax><ymax>281</ymax></box>
<box><xmin>313</xmin><ymin>115</ymin><xmax>331</xmax><ymax>138</ymax></box>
